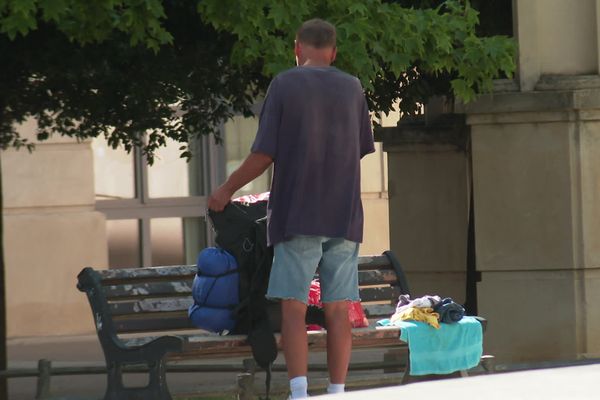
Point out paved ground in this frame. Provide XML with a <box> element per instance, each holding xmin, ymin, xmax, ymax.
<box><xmin>319</xmin><ymin>364</ymin><xmax>600</xmax><ymax>400</ymax></box>
<box><xmin>7</xmin><ymin>334</ymin><xmax>402</xmax><ymax>399</ymax></box>
<box><xmin>9</xmin><ymin>334</ymin><xmax>599</xmax><ymax>400</ymax></box>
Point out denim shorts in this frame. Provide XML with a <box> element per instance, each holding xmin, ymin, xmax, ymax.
<box><xmin>266</xmin><ymin>235</ymin><xmax>360</xmax><ymax>304</ymax></box>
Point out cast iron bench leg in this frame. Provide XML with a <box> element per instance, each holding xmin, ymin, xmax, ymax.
<box><xmin>148</xmin><ymin>360</ymin><xmax>172</xmax><ymax>400</ymax></box>
<box><xmin>104</xmin><ymin>360</ymin><xmax>172</xmax><ymax>400</ymax></box>
<box><xmin>104</xmin><ymin>362</ymin><xmax>124</xmax><ymax>400</ymax></box>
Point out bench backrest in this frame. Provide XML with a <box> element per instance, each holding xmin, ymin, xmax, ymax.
<box><xmin>79</xmin><ymin>251</ymin><xmax>409</xmax><ymax>335</ymax></box>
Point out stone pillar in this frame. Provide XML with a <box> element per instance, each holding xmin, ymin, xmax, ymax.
<box><xmin>464</xmin><ymin>77</ymin><xmax>600</xmax><ymax>362</ymax></box>
<box><xmin>376</xmin><ymin>116</ymin><xmax>469</xmax><ymax>303</ymax></box>
<box><xmin>2</xmin><ymin>120</ymin><xmax>108</xmax><ymax>337</ymax></box>
<box><xmin>514</xmin><ymin>0</ymin><xmax>599</xmax><ymax>90</ymax></box>
<box><xmin>455</xmin><ymin>0</ymin><xmax>600</xmax><ymax>363</ymax></box>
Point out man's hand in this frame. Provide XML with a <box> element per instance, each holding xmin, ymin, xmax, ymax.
<box><xmin>207</xmin><ymin>152</ymin><xmax>273</xmax><ymax>212</ymax></box>
<box><xmin>208</xmin><ymin>184</ymin><xmax>234</xmax><ymax>212</ymax></box>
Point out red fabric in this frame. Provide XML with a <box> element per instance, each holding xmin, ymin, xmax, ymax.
<box><xmin>348</xmin><ymin>301</ymin><xmax>369</xmax><ymax>328</ymax></box>
<box><xmin>233</xmin><ymin>192</ymin><xmax>270</xmax><ymax>204</ymax></box>
<box><xmin>307</xmin><ymin>279</ymin><xmax>369</xmax><ymax>331</ymax></box>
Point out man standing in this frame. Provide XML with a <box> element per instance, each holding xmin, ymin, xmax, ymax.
<box><xmin>208</xmin><ymin>18</ymin><xmax>375</xmax><ymax>399</ymax></box>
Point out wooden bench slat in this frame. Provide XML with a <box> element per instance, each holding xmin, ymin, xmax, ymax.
<box><xmin>114</xmin><ymin>313</ymin><xmax>193</xmax><ymax>333</ymax></box>
<box><xmin>111</xmin><ymin>299</ymin><xmax>397</xmax><ymax>319</ymax></box>
<box><xmin>357</xmin><ymin>269</ymin><xmax>398</xmax><ymax>286</ymax></box>
<box><xmin>110</xmin><ymin>297</ymin><xmax>398</xmax><ymax>320</ymax></box>
<box><xmin>357</xmin><ymin>255</ymin><xmax>393</xmax><ymax>271</ymax></box>
<box><xmin>98</xmin><ymin>265</ymin><xmax>196</xmax><ymax>283</ymax></box>
<box><xmin>362</xmin><ymin>304</ymin><xmax>396</xmax><ymax>319</ymax></box>
<box><xmin>108</xmin><ymin>277</ymin><xmax>400</xmax><ymax>317</ymax></box>
<box><xmin>110</xmin><ymin>298</ymin><xmax>194</xmax><ymax>316</ymax></box>
<box><xmin>137</xmin><ymin>326</ymin><xmax>404</xmax><ymax>359</ymax></box>
<box><xmin>99</xmin><ymin>255</ymin><xmax>392</xmax><ymax>284</ymax></box>
<box><xmin>359</xmin><ymin>286</ymin><xmax>401</xmax><ymax>303</ymax></box>
<box><xmin>103</xmin><ymin>271</ymin><xmax>401</xmax><ymax>304</ymax></box>
<box><xmin>104</xmin><ymin>281</ymin><xmax>194</xmax><ymax>300</ymax></box>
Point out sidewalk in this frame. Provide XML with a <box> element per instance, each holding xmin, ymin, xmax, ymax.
<box><xmin>10</xmin><ymin>334</ymin><xmax>599</xmax><ymax>399</ymax></box>
<box><xmin>7</xmin><ymin>334</ymin><xmax>400</xmax><ymax>399</ymax></box>
<box><xmin>319</xmin><ymin>364</ymin><xmax>600</xmax><ymax>400</ymax></box>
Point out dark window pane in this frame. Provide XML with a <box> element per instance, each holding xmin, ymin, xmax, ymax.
<box><xmin>150</xmin><ymin>218</ymin><xmax>185</xmax><ymax>266</ymax></box>
<box><xmin>107</xmin><ymin>219</ymin><xmax>140</xmax><ymax>268</ymax></box>
<box><xmin>183</xmin><ymin>217</ymin><xmax>207</xmax><ymax>265</ymax></box>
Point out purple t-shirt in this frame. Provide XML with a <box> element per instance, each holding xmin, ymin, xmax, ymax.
<box><xmin>251</xmin><ymin>66</ymin><xmax>375</xmax><ymax>246</ymax></box>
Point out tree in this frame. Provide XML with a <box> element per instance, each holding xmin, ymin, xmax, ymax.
<box><xmin>0</xmin><ymin>0</ymin><xmax>218</xmax><ymax>399</ymax></box>
<box><xmin>198</xmin><ymin>0</ymin><xmax>516</xmax><ymax>116</ymax></box>
<box><xmin>0</xmin><ymin>0</ymin><xmax>515</xmax><ymax>396</ymax></box>
<box><xmin>1</xmin><ymin>0</ymin><xmax>515</xmax><ymax>156</ymax></box>
<box><xmin>1</xmin><ymin>1</ymin><xmax>265</xmax><ymax>159</ymax></box>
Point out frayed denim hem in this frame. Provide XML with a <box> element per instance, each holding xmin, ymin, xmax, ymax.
<box><xmin>321</xmin><ymin>297</ymin><xmax>361</xmax><ymax>304</ymax></box>
<box><xmin>265</xmin><ymin>295</ymin><xmax>309</xmax><ymax>305</ymax></box>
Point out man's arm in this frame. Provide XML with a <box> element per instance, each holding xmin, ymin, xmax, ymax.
<box><xmin>207</xmin><ymin>152</ymin><xmax>273</xmax><ymax>211</ymax></box>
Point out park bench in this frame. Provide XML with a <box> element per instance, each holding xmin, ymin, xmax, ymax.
<box><xmin>77</xmin><ymin>250</ymin><xmax>490</xmax><ymax>400</ymax></box>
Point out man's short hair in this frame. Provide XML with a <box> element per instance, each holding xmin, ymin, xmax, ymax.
<box><xmin>296</xmin><ymin>18</ymin><xmax>336</xmax><ymax>49</ymax></box>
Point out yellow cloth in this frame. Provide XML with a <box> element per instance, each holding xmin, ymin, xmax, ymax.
<box><xmin>391</xmin><ymin>307</ymin><xmax>440</xmax><ymax>329</ymax></box>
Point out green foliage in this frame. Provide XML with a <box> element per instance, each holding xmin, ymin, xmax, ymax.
<box><xmin>0</xmin><ymin>0</ymin><xmax>516</xmax><ymax>159</ymax></box>
<box><xmin>199</xmin><ymin>0</ymin><xmax>516</xmax><ymax>115</ymax></box>
<box><xmin>0</xmin><ymin>2</ymin><xmax>265</xmax><ymax>162</ymax></box>
<box><xmin>0</xmin><ymin>0</ymin><xmax>173</xmax><ymax>50</ymax></box>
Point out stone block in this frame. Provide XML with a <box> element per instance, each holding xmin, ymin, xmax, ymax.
<box><xmin>471</xmin><ymin>122</ymin><xmax>574</xmax><ymax>271</ymax></box>
<box><xmin>477</xmin><ymin>269</ymin><xmax>599</xmax><ymax>362</ymax></box>
<box><xmin>579</xmin><ymin>121</ymin><xmax>600</xmax><ymax>268</ymax></box>
<box><xmin>2</xmin><ymin>142</ymin><xmax>95</xmax><ymax>209</ymax></box>
<box><xmin>4</xmin><ymin>211</ymin><xmax>108</xmax><ymax>337</ymax></box>
<box><xmin>387</xmin><ymin>146</ymin><xmax>468</xmax><ymax>273</ymax></box>
<box><xmin>582</xmin><ymin>268</ymin><xmax>600</xmax><ymax>358</ymax></box>
<box><xmin>405</xmin><ymin>271</ymin><xmax>467</xmax><ymax>305</ymax></box>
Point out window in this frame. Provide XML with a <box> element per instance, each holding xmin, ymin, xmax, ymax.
<box><xmin>93</xmin><ymin>114</ymin><xmax>270</xmax><ymax>268</ymax></box>
<box><xmin>93</xmin><ymin>136</ymin><xmax>209</xmax><ymax>267</ymax></box>
<box><xmin>223</xmin><ymin>115</ymin><xmax>271</xmax><ymax>197</ymax></box>
<box><xmin>92</xmin><ymin>137</ymin><xmax>135</xmax><ymax>200</ymax></box>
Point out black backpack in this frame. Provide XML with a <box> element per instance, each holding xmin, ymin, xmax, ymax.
<box><xmin>208</xmin><ymin>200</ymin><xmax>278</xmax><ymax>399</ymax></box>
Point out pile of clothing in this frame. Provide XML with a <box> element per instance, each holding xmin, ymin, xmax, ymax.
<box><xmin>391</xmin><ymin>294</ymin><xmax>465</xmax><ymax>329</ymax></box>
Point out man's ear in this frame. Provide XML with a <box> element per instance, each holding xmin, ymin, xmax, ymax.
<box><xmin>294</xmin><ymin>41</ymin><xmax>301</xmax><ymax>59</ymax></box>
<box><xmin>330</xmin><ymin>47</ymin><xmax>337</xmax><ymax>63</ymax></box>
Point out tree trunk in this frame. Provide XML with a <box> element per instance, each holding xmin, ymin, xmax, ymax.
<box><xmin>0</xmin><ymin>151</ymin><xmax>7</xmax><ymax>398</ymax></box>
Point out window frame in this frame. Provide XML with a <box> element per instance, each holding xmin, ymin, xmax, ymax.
<box><xmin>95</xmin><ymin>135</ymin><xmax>222</xmax><ymax>267</ymax></box>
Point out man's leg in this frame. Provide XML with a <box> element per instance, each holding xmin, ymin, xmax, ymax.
<box><xmin>281</xmin><ymin>299</ymin><xmax>309</xmax><ymax>379</ymax></box>
<box><xmin>266</xmin><ymin>236</ymin><xmax>323</xmax><ymax>398</ymax></box>
<box><xmin>319</xmin><ymin>237</ymin><xmax>360</xmax><ymax>393</ymax></box>
<box><xmin>324</xmin><ymin>301</ymin><xmax>352</xmax><ymax>384</ymax></box>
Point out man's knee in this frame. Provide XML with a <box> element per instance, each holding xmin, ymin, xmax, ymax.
<box><xmin>323</xmin><ymin>301</ymin><xmax>349</xmax><ymax>323</ymax></box>
<box><xmin>281</xmin><ymin>299</ymin><xmax>308</xmax><ymax>321</ymax></box>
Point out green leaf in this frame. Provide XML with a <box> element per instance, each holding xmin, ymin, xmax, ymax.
<box><xmin>348</xmin><ymin>3</ymin><xmax>368</xmax><ymax>16</ymax></box>
<box><xmin>40</xmin><ymin>0</ymin><xmax>68</xmax><ymax>22</ymax></box>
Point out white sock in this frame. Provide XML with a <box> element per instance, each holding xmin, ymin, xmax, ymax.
<box><xmin>327</xmin><ymin>382</ymin><xmax>345</xmax><ymax>394</ymax></box>
<box><xmin>290</xmin><ymin>376</ymin><xmax>308</xmax><ymax>399</ymax></box>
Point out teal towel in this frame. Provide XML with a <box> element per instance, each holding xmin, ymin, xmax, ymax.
<box><xmin>379</xmin><ymin>316</ymin><xmax>483</xmax><ymax>376</ymax></box>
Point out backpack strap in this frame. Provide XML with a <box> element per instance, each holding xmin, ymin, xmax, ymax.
<box><xmin>264</xmin><ymin>363</ymin><xmax>272</xmax><ymax>400</ymax></box>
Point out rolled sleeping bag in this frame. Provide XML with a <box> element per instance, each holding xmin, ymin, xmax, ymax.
<box><xmin>188</xmin><ymin>247</ymin><xmax>239</xmax><ymax>332</ymax></box>
<box><xmin>188</xmin><ymin>303</ymin><xmax>236</xmax><ymax>333</ymax></box>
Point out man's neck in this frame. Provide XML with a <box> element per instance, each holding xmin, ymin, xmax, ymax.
<box><xmin>301</xmin><ymin>59</ymin><xmax>331</xmax><ymax>67</ymax></box>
